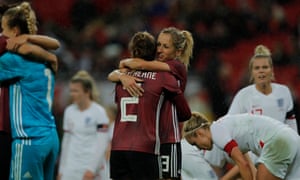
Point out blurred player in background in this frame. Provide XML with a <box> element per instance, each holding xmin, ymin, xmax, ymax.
<box><xmin>58</xmin><ymin>70</ymin><xmax>110</xmax><ymax>180</ymax></box>
<box><xmin>228</xmin><ymin>44</ymin><xmax>298</xmax><ymax>132</ymax></box>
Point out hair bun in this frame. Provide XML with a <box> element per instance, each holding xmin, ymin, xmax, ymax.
<box><xmin>254</xmin><ymin>45</ymin><xmax>271</xmax><ymax>56</ymax></box>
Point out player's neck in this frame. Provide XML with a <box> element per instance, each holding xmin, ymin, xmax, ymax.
<box><xmin>77</xmin><ymin>100</ymin><xmax>92</xmax><ymax>111</ymax></box>
<box><xmin>256</xmin><ymin>83</ymin><xmax>272</xmax><ymax>95</ymax></box>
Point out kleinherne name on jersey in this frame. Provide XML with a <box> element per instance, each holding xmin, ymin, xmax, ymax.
<box><xmin>127</xmin><ymin>71</ymin><xmax>157</xmax><ymax>80</ymax></box>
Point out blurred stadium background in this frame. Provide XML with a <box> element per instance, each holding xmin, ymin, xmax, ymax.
<box><xmin>4</xmin><ymin>0</ymin><xmax>300</xmax><ymax>131</ymax></box>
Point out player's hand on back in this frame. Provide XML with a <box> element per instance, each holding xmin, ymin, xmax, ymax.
<box><xmin>120</xmin><ymin>74</ymin><xmax>144</xmax><ymax>97</ymax></box>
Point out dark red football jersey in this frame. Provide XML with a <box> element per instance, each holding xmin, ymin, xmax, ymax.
<box><xmin>0</xmin><ymin>85</ymin><xmax>10</xmax><ymax>132</ymax></box>
<box><xmin>112</xmin><ymin>70</ymin><xmax>182</xmax><ymax>154</ymax></box>
<box><xmin>159</xmin><ymin>59</ymin><xmax>188</xmax><ymax>144</ymax></box>
<box><xmin>167</xmin><ymin>59</ymin><xmax>187</xmax><ymax>92</ymax></box>
<box><xmin>0</xmin><ymin>35</ymin><xmax>10</xmax><ymax>132</ymax></box>
<box><xmin>0</xmin><ymin>35</ymin><xmax>7</xmax><ymax>54</ymax></box>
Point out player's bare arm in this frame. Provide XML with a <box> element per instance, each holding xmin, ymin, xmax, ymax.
<box><xmin>6</xmin><ymin>34</ymin><xmax>60</xmax><ymax>51</ymax></box>
<box><xmin>17</xmin><ymin>43</ymin><xmax>58</xmax><ymax>72</ymax></box>
<box><xmin>119</xmin><ymin>58</ymin><xmax>170</xmax><ymax>71</ymax></box>
<box><xmin>230</xmin><ymin>147</ymin><xmax>253</xmax><ymax>180</ymax></box>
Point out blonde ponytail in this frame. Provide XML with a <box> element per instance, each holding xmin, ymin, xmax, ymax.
<box><xmin>19</xmin><ymin>2</ymin><xmax>37</xmax><ymax>34</ymax></box>
<box><xmin>181</xmin><ymin>30</ymin><xmax>194</xmax><ymax>68</ymax></box>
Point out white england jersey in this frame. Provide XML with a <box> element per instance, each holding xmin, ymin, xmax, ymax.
<box><xmin>181</xmin><ymin>138</ymin><xmax>218</xmax><ymax>180</ymax></box>
<box><xmin>59</xmin><ymin>102</ymin><xmax>110</xmax><ymax>180</ymax></box>
<box><xmin>210</xmin><ymin>114</ymin><xmax>300</xmax><ymax>179</ymax></box>
<box><xmin>228</xmin><ymin>83</ymin><xmax>298</xmax><ymax>132</ymax></box>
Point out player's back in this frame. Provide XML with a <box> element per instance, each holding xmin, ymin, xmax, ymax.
<box><xmin>112</xmin><ymin>70</ymin><xmax>182</xmax><ymax>154</ymax></box>
<box><xmin>0</xmin><ymin>52</ymin><xmax>56</xmax><ymax>141</ymax></box>
<box><xmin>212</xmin><ymin>113</ymin><xmax>292</xmax><ymax>155</ymax></box>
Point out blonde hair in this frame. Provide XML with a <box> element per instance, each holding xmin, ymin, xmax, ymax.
<box><xmin>249</xmin><ymin>44</ymin><xmax>274</xmax><ymax>83</ymax></box>
<box><xmin>160</xmin><ymin>27</ymin><xmax>194</xmax><ymax>68</ymax></box>
<box><xmin>4</xmin><ymin>1</ymin><xmax>37</xmax><ymax>34</ymax></box>
<box><xmin>71</xmin><ymin>70</ymin><xmax>100</xmax><ymax>102</ymax></box>
<box><xmin>182</xmin><ymin>112</ymin><xmax>210</xmax><ymax>138</ymax></box>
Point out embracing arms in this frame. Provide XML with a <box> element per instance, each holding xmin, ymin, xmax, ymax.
<box><xmin>119</xmin><ymin>58</ymin><xmax>171</xmax><ymax>71</ymax></box>
<box><xmin>6</xmin><ymin>34</ymin><xmax>60</xmax><ymax>51</ymax></box>
<box><xmin>7</xmin><ymin>34</ymin><xmax>60</xmax><ymax>72</ymax></box>
<box><xmin>108</xmin><ymin>58</ymin><xmax>175</xmax><ymax>97</ymax></box>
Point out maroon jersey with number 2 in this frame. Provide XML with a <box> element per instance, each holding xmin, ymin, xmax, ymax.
<box><xmin>112</xmin><ymin>70</ymin><xmax>184</xmax><ymax>154</ymax></box>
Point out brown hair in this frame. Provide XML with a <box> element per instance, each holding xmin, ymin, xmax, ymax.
<box><xmin>128</xmin><ymin>31</ymin><xmax>156</xmax><ymax>61</ymax></box>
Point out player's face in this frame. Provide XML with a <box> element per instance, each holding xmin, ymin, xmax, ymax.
<box><xmin>156</xmin><ymin>33</ymin><xmax>177</xmax><ymax>61</ymax></box>
<box><xmin>251</xmin><ymin>57</ymin><xmax>273</xmax><ymax>85</ymax></box>
<box><xmin>1</xmin><ymin>16</ymin><xmax>17</xmax><ymax>38</ymax></box>
<box><xmin>189</xmin><ymin>128</ymin><xmax>213</xmax><ymax>150</ymax></box>
<box><xmin>69</xmin><ymin>82</ymin><xmax>90</xmax><ymax>105</ymax></box>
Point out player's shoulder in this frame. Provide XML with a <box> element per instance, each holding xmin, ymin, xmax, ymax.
<box><xmin>271</xmin><ymin>83</ymin><xmax>293</xmax><ymax>97</ymax></box>
<box><xmin>0</xmin><ymin>52</ymin><xmax>32</xmax><ymax>73</ymax></box>
<box><xmin>91</xmin><ymin>102</ymin><xmax>110</xmax><ymax>120</ymax></box>
<box><xmin>271</xmin><ymin>83</ymin><xmax>290</xmax><ymax>91</ymax></box>
<box><xmin>159</xmin><ymin>71</ymin><xmax>177</xmax><ymax>82</ymax></box>
<box><xmin>1</xmin><ymin>52</ymin><xmax>32</xmax><ymax>66</ymax></box>
<box><xmin>165</xmin><ymin>59</ymin><xmax>182</xmax><ymax>65</ymax></box>
<box><xmin>1</xmin><ymin>52</ymin><xmax>21</xmax><ymax>59</ymax></box>
<box><xmin>166</xmin><ymin>59</ymin><xmax>185</xmax><ymax>68</ymax></box>
<box><xmin>64</xmin><ymin>104</ymin><xmax>77</xmax><ymax>113</ymax></box>
<box><xmin>165</xmin><ymin>59</ymin><xmax>187</xmax><ymax>75</ymax></box>
<box><xmin>91</xmin><ymin>102</ymin><xmax>106</xmax><ymax>112</ymax></box>
<box><xmin>236</xmin><ymin>84</ymin><xmax>255</xmax><ymax>95</ymax></box>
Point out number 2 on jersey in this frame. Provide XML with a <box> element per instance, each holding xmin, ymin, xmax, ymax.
<box><xmin>120</xmin><ymin>96</ymin><xmax>139</xmax><ymax>122</ymax></box>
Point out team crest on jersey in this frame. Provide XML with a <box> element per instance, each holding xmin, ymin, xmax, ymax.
<box><xmin>277</xmin><ymin>98</ymin><xmax>284</xmax><ymax>108</ymax></box>
<box><xmin>85</xmin><ymin>117</ymin><xmax>92</xmax><ymax>126</ymax></box>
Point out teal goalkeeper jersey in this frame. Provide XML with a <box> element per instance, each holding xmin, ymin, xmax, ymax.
<box><xmin>0</xmin><ymin>52</ymin><xmax>56</xmax><ymax>142</ymax></box>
